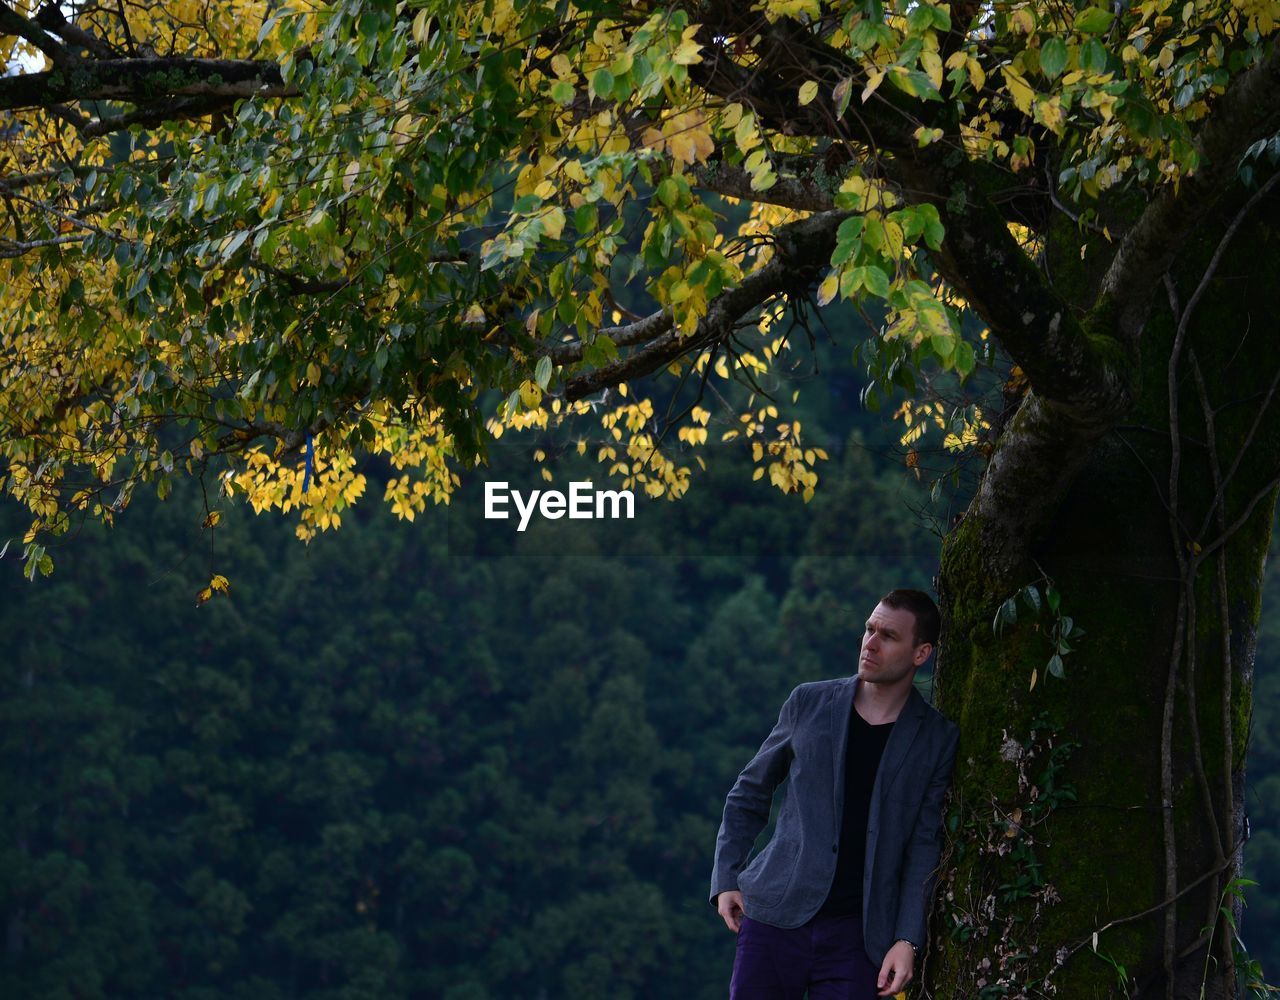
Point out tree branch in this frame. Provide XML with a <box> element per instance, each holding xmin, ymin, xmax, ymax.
<box><xmin>32</xmin><ymin>4</ymin><xmax>118</xmax><ymax>60</ymax></box>
<box><xmin>0</xmin><ymin>57</ymin><xmax>293</xmax><ymax>112</ymax></box>
<box><xmin>0</xmin><ymin>233</ymin><xmax>85</xmax><ymax>257</ymax></box>
<box><xmin>1100</xmin><ymin>41</ymin><xmax>1280</xmax><ymax>342</ymax></box>
<box><xmin>0</xmin><ymin>2</ymin><xmax>72</xmax><ymax>68</ymax></box>
<box><xmin>693</xmin><ymin>160</ymin><xmax>836</xmax><ymax>212</ymax></box>
<box><xmin>0</xmin><ymin>168</ymin><xmax>64</xmax><ymax>194</ymax></box>
<box><xmin>544</xmin><ymin>308</ymin><xmax>674</xmax><ymax>367</ymax></box>
<box><xmin>561</xmin><ymin>210</ymin><xmax>844</xmax><ymax>401</ymax></box>
<box><xmin>79</xmin><ymin>94</ymin><xmax>232</xmax><ymax>137</ymax></box>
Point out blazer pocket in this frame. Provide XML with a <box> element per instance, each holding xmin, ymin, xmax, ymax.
<box><xmin>738</xmin><ymin>839</ymin><xmax>800</xmax><ymax>908</ymax></box>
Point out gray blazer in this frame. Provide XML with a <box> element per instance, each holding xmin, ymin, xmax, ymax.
<box><xmin>710</xmin><ymin>676</ymin><xmax>960</xmax><ymax>964</ymax></box>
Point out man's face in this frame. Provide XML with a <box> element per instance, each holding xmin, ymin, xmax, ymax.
<box><xmin>858</xmin><ymin>602</ymin><xmax>931</xmax><ymax>684</ymax></box>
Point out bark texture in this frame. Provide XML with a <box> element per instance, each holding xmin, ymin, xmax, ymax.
<box><xmin>926</xmin><ymin>185</ymin><xmax>1280</xmax><ymax>999</ymax></box>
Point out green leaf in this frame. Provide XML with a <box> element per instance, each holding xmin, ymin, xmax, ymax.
<box><xmin>836</xmin><ymin>216</ymin><xmax>864</xmax><ymax>245</ymax></box>
<box><xmin>259</xmin><ymin>229</ymin><xmax>283</xmax><ymax>266</ymax></box>
<box><xmin>535</xmin><ymin>354</ymin><xmax>553</xmax><ymax>389</ymax></box>
<box><xmin>1040</xmin><ymin>37</ymin><xmax>1068</xmax><ymax>80</ymax></box>
<box><xmin>921</xmin><ymin>213</ymin><xmax>944</xmax><ymax>250</ymax></box>
<box><xmin>1047</xmin><ymin>654</ymin><xmax>1065</xmax><ymax>678</ymax></box>
<box><xmin>861</xmin><ymin>264</ymin><xmax>890</xmax><ymax>297</ymax></box>
<box><xmin>1081</xmin><ymin>38</ymin><xmax>1109</xmax><ymax>73</ymax></box>
<box><xmin>574</xmin><ymin>202</ymin><xmax>598</xmax><ymax>234</ymax></box>
<box><xmin>1074</xmin><ymin>6</ymin><xmax>1114</xmax><ymax>34</ymax></box>
<box><xmin>888</xmin><ymin>68</ymin><xmax>942</xmax><ymax>101</ymax></box>
<box><xmin>550</xmin><ymin>79</ymin><xmax>575</xmax><ymax>104</ymax></box>
<box><xmin>906</xmin><ymin>3</ymin><xmax>949</xmax><ymax>33</ymax></box>
<box><xmin>840</xmin><ymin>265</ymin><xmax>866</xmax><ymax>297</ymax></box>
<box><xmin>221</xmin><ymin>230</ymin><xmax>249</xmax><ymax>261</ymax></box>
<box><xmin>127</xmin><ymin>270</ymin><xmax>150</xmax><ymax>300</ymax></box>
<box><xmin>591</xmin><ymin>68</ymin><xmax>614</xmax><ymax>100</ymax></box>
<box><xmin>582</xmin><ymin>334</ymin><xmax>619</xmax><ymax>367</ymax></box>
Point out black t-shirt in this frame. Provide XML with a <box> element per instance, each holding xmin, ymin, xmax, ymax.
<box><xmin>818</xmin><ymin>706</ymin><xmax>895</xmax><ymax>916</ymax></box>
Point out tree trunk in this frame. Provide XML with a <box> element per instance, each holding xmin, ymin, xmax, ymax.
<box><xmin>927</xmin><ymin>187</ymin><xmax>1280</xmax><ymax>998</ymax></box>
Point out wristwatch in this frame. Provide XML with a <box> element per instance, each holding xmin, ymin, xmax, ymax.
<box><xmin>895</xmin><ymin>938</ymin><xmax>920</xmax><ymax>956</ymax></box>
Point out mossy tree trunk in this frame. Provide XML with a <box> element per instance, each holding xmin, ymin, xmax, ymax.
<box><xmin>924</xmin><ymin>186</ymin><xmax>1280</xmax><ymax>998</ymax></box>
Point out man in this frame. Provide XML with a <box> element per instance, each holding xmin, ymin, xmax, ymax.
<box><xmin>710</xmin><ymin>589</ymin><xmax>960</xmax><ymax>999</ymax></box>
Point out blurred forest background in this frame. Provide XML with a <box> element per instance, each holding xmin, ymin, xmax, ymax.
<box><xmin>3</xmin><ymin>340</ymin><xmax>1278</xmax><ymax>999</ymax></box>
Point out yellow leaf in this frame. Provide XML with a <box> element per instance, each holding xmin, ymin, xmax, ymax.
<box><xmin>412</xmin><ymin>10</ymin><xmax>432</xmax><ymax>44</ymax></box>
<box><xmin>1002</xmin><ymin>67</ymin><xmax>1035</xmax><ymax>114</ymax></box>
<box><xmin>1034</xmin><ymin>95</ymin><xmax>1064</xmax><ymax>134</ymax></box>
<box><xmin>540</xmin><ymin>206</ymin><xmax>566</xmax><ymax>240</ymax></box>
<box><xmin>798</xmin><ymin>80</ymin><xmax>819</xmax><ymax>105</ymax></box>
<box><xmin>967</xmin><ymin>56</ymin><xmax>986</xmax><ymax>93</ymax></box>
<box><xmin>921</xmin><ymin>50</ymin><xmax>943</xmax><ymax>92</ymax></box>
<box><xmin>342</xmin><ymin>159</ymin><xmax>360</xmax><ymax>192</ymax></box>
<box><xmin>862</xmin><ymin>70</ymin><xmax>885</xmax><ymax>102</ymax></box>
<box><xmin>666</xmin><ymin>110</ymin><xmax>715</xmax><ymax>164</ymax></box>
<box><xmin>816</xmin><ymin>273</ymin><xmax>839</xmax><ymax>306</ymax></box>
<box><xmin>673</xmin><ymin>37</ymin><xmax>703</xmax><ymax>66</ymax></box>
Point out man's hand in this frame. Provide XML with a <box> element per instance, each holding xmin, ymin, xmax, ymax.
<box><xmin>716</xmin><ymin>890</ymin><xmax>745</xmax><ymax>933</ymax></box>
<box><xmin>876</xmin><ymin>939</ymin><xmax>915</xmax><ymax>996</ymax></box>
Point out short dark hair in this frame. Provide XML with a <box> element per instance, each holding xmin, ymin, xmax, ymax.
<box><xmin>879</xmin><ymin>589</ymin><xmax>941</xmax><ymax>648</ymax></box>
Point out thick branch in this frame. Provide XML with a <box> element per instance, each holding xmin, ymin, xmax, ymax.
<box><xmin>688</xmin><ymin>19</ymin><xmax>920</xmax><ymax>151</ymax></box>
<box><xmin>0</xmin><ymin>168</ymin><xmax>63</xmax><ymax>194</ymax></box>
<box><xmin>561</xmin><ymin>211</ymin><xmax>844</xmax><ymax>401</ymax></box>
<box><xmin>1100</xmin><ymin>41</ymin><xmax>1280</xmax><ymax>341</ymax></box>
<box><xmin>693</xmin><ymin>160</ymin><xmax>836</xmax><ymax>212</ymax></box>
<box><xmin>0</xmin><ymin>3</ymin><xmax>71</xmax><ymax>68</ymax></box>
<box><xmin>544</xmin><ymin>309</ymin><xmax>674</xmax><ymax>368</ymax></box>
<box><xmin>896</xmin><ymin>152</ymin><xmax>1133</xmax><ymax>418</ymax></box>
<box><xmin>958</xmin><ymin>391</ymin><xmax>1126</xmax><ymax>584</ymax></box>
<box><xmin>0</xmin><ymin>57</ymin><xmax>293</xmax><ymax>112</ymax></box>
<box><xmin>32</xmin><ymin>4</ymin><xmax>118</xmax><ymax>60</ymax></box>
<box><xmin>0</xmin><ymin>233</ymin><xmax>85</xmax><ymax>257</ymax></box>
<box><xmin>80</xmin><ymin>94</ymin><xmax>232</xmax><ymax>137</ymax></box>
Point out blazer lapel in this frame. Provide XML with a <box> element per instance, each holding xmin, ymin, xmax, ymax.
<box><xmin>830</xmin><ymin>676</ymin><xmax>857</xmax><ymax>833</ymax></box>
<box><xmin>873</xmin><ymin>686</ymin><xmax>926</xmax><ymax>799</ymax></box>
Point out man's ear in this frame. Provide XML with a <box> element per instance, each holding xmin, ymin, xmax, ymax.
<box><xmin>914</xmin><ymin>642</ymin><xmax>933</xmax><ymax>667</ymax></box>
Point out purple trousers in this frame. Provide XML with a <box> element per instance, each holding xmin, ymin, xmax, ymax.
<box><xmin>730</xmin><ymin>913</ymin><xmax>881</xmax><ymax>1000</ymax></box>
